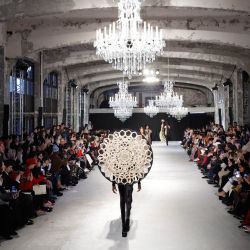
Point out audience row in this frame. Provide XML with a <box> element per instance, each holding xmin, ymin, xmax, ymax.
<box><xmin>0</xmin><ymin>123</ymin><xmax>108</xmax><ymax>240</ymax></box>
<box><xmin>182</xmin><ymin>122</ymin><xmax>250</xmax><ymax>233</ymax></box>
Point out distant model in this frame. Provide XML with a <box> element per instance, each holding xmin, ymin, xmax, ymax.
<box><xmin>164</xmin><ymin>122</ymin><xmax>171</xmax><ymax>146</ymax></box>
<box><xmin>159</xmin><ymin>119</ymin><xmax>166</xmax><ymax>142</ymax></box>
<box><xmin>144</xmin><ymin>125</ymin><xmax>152</xmax><ymax>145</ymax></box>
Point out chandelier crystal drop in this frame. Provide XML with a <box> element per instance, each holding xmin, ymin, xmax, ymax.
<box><xmin>144</xmin><ymin>100</ymin><xmax>159</xmax><ymax>118</ymax></box>
<box><xmin>94</xmin><ymin>0</ymin><xmax>165</xmax><ymax>79</ymax></box>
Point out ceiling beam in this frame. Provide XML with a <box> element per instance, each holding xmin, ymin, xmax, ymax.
<box><xmin>1</xmin><ymin>0</ymin><xmax>250</xmax><ymax>22</ymax></box>
<box><xmin>44</xmin><ymin>50</ymin><xmax>244</xmax><ymax>71</ymax></box>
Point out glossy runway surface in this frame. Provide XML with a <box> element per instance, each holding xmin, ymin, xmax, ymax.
<box><xmin>1</xmin><ymin>142</ymin><xmax>249</xmax><ymax>250</ymax></box>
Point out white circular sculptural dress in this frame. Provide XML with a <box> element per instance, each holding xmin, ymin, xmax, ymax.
<box><xmin>97</xmin><ymin>130</ymin><xmax>153</xmax><ymax>185</ymax></box>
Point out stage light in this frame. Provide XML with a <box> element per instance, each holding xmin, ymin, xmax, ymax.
<box><xmin>223</xmin><ymin>79</ymin><xmax>232</xmax><ymax>87</ymax></box>
<box><xmin>82</xmin><ymin>88</ymin><xmax>89</xmax><ymax>93</ymax></box>
<box><xmin>69</xmin><ymin>79</ymin><xmax>78</xmax><ymax>88</ymax></box>
<box><xmin>212</xmin><ymin>84</ymin><xmax>218</xmax><ymax>91</ymax></box>
<box><xmin>143</xmin><ymin>69</ymin><xmax>149</xmax><ymax>75</ymax></box>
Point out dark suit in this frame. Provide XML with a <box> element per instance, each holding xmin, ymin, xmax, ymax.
<box><xmin>164</xmin><ymin>125</ymin><xmax>170</xmax><ymax>146</ymax></box>
<box><xmin>1</xmin><ymin>171</ymin><xmax>15</xmax><ymax>190</ymax></box>
<box><xmin>1</xmin><ymin>172</ymin><xmax>34</xmax><ymax>227</ymax></box>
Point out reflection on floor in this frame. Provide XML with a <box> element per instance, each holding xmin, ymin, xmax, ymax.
<box><xmin>1</xmin><ymin>142</ymin><xmax>249</xmax><ymax>250</ymax></box>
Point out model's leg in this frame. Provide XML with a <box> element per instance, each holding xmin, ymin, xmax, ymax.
<box><xmin>125</xmin><ymin>184</ymin><xmax>134</xmax><ymax>232</ymax></box>
<box><xmin>118</xmin><ymin>185</ymin><xmax>127</xmax><ymax>236</ymax></box>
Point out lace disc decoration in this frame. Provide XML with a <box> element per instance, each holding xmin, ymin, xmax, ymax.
<box><xmin>98</xmin><ymin>130</ymin><xmax>153</xmax><ymax>185</ymax></box>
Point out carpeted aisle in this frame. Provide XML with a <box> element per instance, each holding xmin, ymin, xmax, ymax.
<box><xmin>1</xmin><ymin>142</ymin><xmax>249</xmax><ymax>250</ymax></box>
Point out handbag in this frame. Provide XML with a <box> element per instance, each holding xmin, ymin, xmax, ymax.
<box><xmin>86</xmin><ymin>154</ymin><xmax>93</xmax><ymax>166</ymax></box>
<box><xmin>33</xmin><ymin>184</ymin><xmax>47</xmax><ymax>195</ymax></box>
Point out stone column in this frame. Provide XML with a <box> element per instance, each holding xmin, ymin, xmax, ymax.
<box><xmin>83</xmin><ymin>92</ymin><xmax>90</xmax><ymax>126</ymax></box>
<box><xmin>58</xmin><ymin>69</ymin><xmax>66</xmax><ymax>124</ymax></box>
<box><xmin>213</xmin><ymin>89</ymin><xmax>219</xmax><ymax>124</ymax></box>
<box><xmin>218</xmin><ymin>85</ymin><xmax>230</xmax><ymax>130</ymax></box>
<box><xmin>224</xmin><ymin>85</ymin><xmax>230</xmax><ymax>130</ymax></box>
<box><xmin>77</xmin><ymin>89</ymin><xmax>80</xmax><ymax>132</ymax></box>
<box><xmin>232</xmin><ymin>69</ymin><xmax>244</xmax><ymax>125</ymax></box>
<box><xmin>0</xmin><ymin>47</ymin><xmax>4</xmax><ymax>136</ymax></box>
<box><xmin>33</xmin><ymin>58</ymin><xmax>42</xmax><ymax>128</ymax></box>
<box><xmin>243</xmin><ymin>71</ymin><xmax>250</xmax><ymax>125</ymax></box>
<box><xmin>0</xmin><ymin>23</ymin><xmax>7</xmax><ymax>136</ymax></box>
<box><xmin>71</xmin><ymin>86</ymin><xmax>79</xmax><ymax>132</ymax></box>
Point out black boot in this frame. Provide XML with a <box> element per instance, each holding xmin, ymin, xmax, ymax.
<box><xmin>125</xmin><ymin>219</ymin><xmax>130</xmax><ymax>232</ymax></box>
<box><xmin>122</xmin><ymin>224</ymin><xmax>127</xmax><ymax>237</ymax></box>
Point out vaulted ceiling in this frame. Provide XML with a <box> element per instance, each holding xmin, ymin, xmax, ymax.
<box><xmin>1</xmin><ymin>0</ymin><xmax>250</xmax><ymax>94</ymax></box>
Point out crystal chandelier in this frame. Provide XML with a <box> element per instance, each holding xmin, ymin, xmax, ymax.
<box><xmin>155</xmin><ymin>80</ymin><xmax>183</xmax><ymax>108</ymax></box>
<box><xmin>94</xmin><ymin>0</ymin><xmax>165</xmax><ymax>79</ymax></box>
<box><xmin>144</xmin><ymin>100</ymin><xmax>159</xmax><ymax>118</ymax></box>
<box><xmin>114</xmin><ymin>107</ymin><xmax>133</xmax><ymax>122</ymax></box>
<box><xmin>109</xmin><ymin>80</ymin><xmax>137</xmax><ymax>122</ymax></box>
<box><xmin>109</xmin><ymin>81</ymin><xmax>137</xmax><ymax>109</ymax></box>
<box><xmin>169</xmin><ymin>107</ymin><xmax>188</xmax><ymax>121</ymax></box>
<box><xmin>142</xmin><ymin>69</ymin><xmax>160</xmax><ymax>83</ymax></box>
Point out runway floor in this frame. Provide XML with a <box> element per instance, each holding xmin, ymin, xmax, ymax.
<box><xmin>1</xmin><ymin>142</ymin><xmax>249</xmax><ymax>250</ymax></box>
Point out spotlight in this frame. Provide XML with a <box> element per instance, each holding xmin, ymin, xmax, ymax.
<box><xmin>155</xmin><ymin>69</ymin><xmax>160</xmax><ymax>75</ymax></box>
<box><xmin>138</xmin><ymin>70</ymin><xmax>143</xmax><ymax>76</ymax></box>
<box><xmin>212</xmin><ymin>84</ymin><xmax>218</xmax><ymax>91</ymax></box>
<box><xmin>82</xmin><ymin>87</ymin><xmax>89</xmax><ymax>93</ymax></box>
<box><xmin>143</xmin><ymin>76</ymin><xmax>160</xmax><ymax>83</ymax></box>
<box><xmin>143</xmin><ymin>69</ymin><xmax>149</xmax><ymax>75</ymax></box>
<box><xmin>69</xmin><ymin>79</ymin><xmax>78</xmax><ymax>88</ymax></box>
<box><xmin>223</xmin><ymin>79</ymin><xmax>232</xmax><ymax>87</ymax></box>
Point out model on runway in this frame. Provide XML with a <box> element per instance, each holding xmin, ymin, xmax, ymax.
<box><xmin>97</xmin><ymin>130</ymin><xmax>153</xmax><ymax>237</ymax></box>
<box><xmin>112</xmin><ymin>181</ymin><xmax>141</xmax><ymax>237</ymax></box>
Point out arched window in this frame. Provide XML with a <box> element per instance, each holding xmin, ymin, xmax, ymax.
<box><xmin>43</xmin><ymin>71</ymin><xmax>59</xmax><ymax>128</ymax></box>
<box><xmin>9</xmin><ymin>59</ymin><xmax>34</xmax><ymax>136</ymax></box>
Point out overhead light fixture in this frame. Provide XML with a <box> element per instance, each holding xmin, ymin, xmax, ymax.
<box><xmin>223</xmin><ymin>79</ymin><xmax>232</xmax><ymax>87</ymax></box>
<box><xmin>143</xmin><ymin>76</ymin><xmax>160</xmax><ymax>83</ymax></box>
<box><xmin>169</xmin><ymin>107</ymin><xmax>188</xmax><ymax>121</ymax></box>
<box><xmin>94</xmin><ymin>0</ymin><xmax>165</xmax><ymax>79</ymax></box>
<box><xmin>144</xmin><ymin>99</ymin><xmax>159</xmax><ymax>118</ymax></box>
<box><xmin>155</xmin><ymin>80</ymin><xmax>183</xmax><ymax>108</ymax></box>
<box><xmin>109</xmin><ymin>80</ymin><xmax>137</xmax><ymax>122</ymax></box>
<box><xmin>142</xmin><ymin>68</ymin><xmax>160</xmax><ymax>83</ymax></box>
<box><xmin>212</xmin><ymin>84</ymin><xmax>218</xmax><ymax>91</ymax></box>
<box><xmin>82</xmin><ymin>87</ymin><xmax>89</xmax><ymax>93</ymax></box>
<box><xmin>69</xmin><ymin>79</ymin><xmax>78</xmax><ymax>88</ymax></box>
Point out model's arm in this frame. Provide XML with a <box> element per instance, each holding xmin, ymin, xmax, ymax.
<box><xmin>112</xmin><ymin>182</ymin><xmax>117</xmax><ymax>193</ymax></box>
<box><xmin>137</xmin><ymin>181</ymin><xmax>141</xmax><ymax>192</ymax></box>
